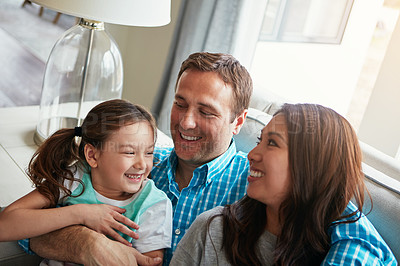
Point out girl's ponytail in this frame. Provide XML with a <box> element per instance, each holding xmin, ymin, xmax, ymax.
<box><xmin>27</xmin><ymin>128</ymin><xmax>84</xmax><ymax>207</ymax></box>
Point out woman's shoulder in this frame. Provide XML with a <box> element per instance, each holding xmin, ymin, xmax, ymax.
<box><xmin>184</xmin><ymin>206</ymin><xmax>225</xmax><ymax>243</ymax></box>
<box><xmin>189</xmin><ymin>206</ymin><xmax>225</xmax><ymax>233</ymax></box>
<box><xmin>196</xmin><ymin>206</ymin><xmax>224</xmax><ymax>221</ymax></box>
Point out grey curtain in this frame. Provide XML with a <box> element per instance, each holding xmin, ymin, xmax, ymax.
<box><xmin>152</xmin><ymin>0</ymin><xmax>244</xmax><ymax>135</ymax></box>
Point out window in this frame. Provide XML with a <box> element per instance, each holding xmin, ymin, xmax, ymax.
<box><xmin>260</xmin><ymin>0</ymin><xmax>353</xmax><ymax>44</ymax></box>
<box><xmin>248</xmin><ymin>0</ymin><xmax>400</xmax><ymax>162</ymax></box>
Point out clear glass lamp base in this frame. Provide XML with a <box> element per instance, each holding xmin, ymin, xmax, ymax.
<box><xmin>34</xmin><ymin>117</ymin><xmax>78</xmax><ymax>145</ymax></box>
<box><xmin>35</xmin><ymin>18</ymin><xmax>123</xmax><ymax>145</ymax></box>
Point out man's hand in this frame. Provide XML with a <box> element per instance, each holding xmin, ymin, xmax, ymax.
<box><xmin>86</xmin><ymin>232</ymin><xmax>162</xmax><ymax>266</ymax></box>
<box><xmin>84</xmin><ymin>233</ymin><xmax>138</xmax><ymax>266</ymax></box>
<box><xmin>31</xmin><ymin>225</ymin><xmax>161</xmax><ymax>266</ymax></box>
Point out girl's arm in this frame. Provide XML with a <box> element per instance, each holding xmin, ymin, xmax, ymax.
<box><xmin>0</xmin><ymin>190</ymin><xmax>139</xmax><ymax>245</ymax></box>
<box><xmin>0</xmin><ymin>189</ymin><xmax>81</xmax><ymax>241</ymax></box>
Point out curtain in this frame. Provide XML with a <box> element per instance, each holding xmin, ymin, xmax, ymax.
<box><xmin>152</xmin><ymin>0</ymin><xmax>244</xmax><ymax>135</ymax></box>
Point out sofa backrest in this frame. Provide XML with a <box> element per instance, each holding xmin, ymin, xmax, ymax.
<box><xmin>363</xmin><ymin>164</ymin><xmax>400</xmax><ymax>260</ymax></box>
<box><xmin>233</xmin><ymin>107</ymin><xmax>272</xmax><ymax>153</ymax></box>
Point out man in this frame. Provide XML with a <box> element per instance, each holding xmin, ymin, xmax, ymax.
<box><xmin>21</xmin><ymin>52</ymin><xmax>253</xmax><ymax>265</ymax></box>
<box><xmin>150</xmin><ymin>52</ymin><xmax>253</xmax><ymax>263</ymax></box>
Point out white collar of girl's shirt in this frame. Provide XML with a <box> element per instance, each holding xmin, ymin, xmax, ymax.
<box><xmin>94</xmin><ymin>179</ymin><xmax>149</xmax><ymax>207</ymax></box>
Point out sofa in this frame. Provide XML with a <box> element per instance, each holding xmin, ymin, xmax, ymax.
<box><xmin>1</xmin><ymin>102</ymin><xmax>399</xmax><ymax>264</ymax></box>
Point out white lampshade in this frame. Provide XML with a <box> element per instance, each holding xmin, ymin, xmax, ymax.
<box><xmin>31</xmin><ymin>0</ymin><xmax>171</xmax><ymax>26</ymax></box>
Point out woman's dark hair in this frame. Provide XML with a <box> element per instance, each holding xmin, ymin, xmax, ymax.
<box><xmin>27</xmin><ymin>99</ymin><xmax>157</xmax><ymax>207</ymax></box>
<box><xmin>212</xmin><ymin>103</ymin><xmax>367</xmax><ymax>265</ymax></box>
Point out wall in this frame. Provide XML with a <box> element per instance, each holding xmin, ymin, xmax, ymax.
<box><xmin>106</xmin><ymin>0</ymin><xmax>183</xmax><ymax>110</ymax></box>
<box><xmin>358</xmin><ymin>14</ymin><xmax>400</xmax><ymax>158</ymax></box>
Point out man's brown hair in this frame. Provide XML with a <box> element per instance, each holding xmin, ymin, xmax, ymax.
<box><xmin>177</xmin><ymin>52</ymin><xmax>253</xmax><ymax>119</ymax></box>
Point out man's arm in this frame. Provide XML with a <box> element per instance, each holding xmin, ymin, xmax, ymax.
<box><xmin>321</xmin><ymin>239</ymin><xmax>393</xmax><ymax>265</ymax></box>
<box><xmin>30</xmin><ymin>225</ymin><xmax>162</xmax><ymax>266</ymax></box>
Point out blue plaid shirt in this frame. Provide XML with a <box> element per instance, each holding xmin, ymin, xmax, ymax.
<box><xmin>151</xmin><ymin>139</ymin><xmax>250</xmax><ymax>264</ymax></box>
<box><xmin>322</xmin><ymin>201</ymin><xmax>397</xmax><ymax>265</ymax></box>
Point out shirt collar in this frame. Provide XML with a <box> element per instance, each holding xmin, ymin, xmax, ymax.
<box><xmin>204</xmin><ymin>138</ymin><xmax>238</xmax><ymax>184</ymax></box>
<box><xmin>166</xmin><ymin>138</ymin><xmax>238</xmax><ymax>187</ymax></box>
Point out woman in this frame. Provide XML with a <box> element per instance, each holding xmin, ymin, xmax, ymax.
<box><xmin>170</xmin><ymin>103</ymin><xmax>396</xmax><ymax>265</ymax></box>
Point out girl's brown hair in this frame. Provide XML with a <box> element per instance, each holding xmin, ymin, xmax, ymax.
<box><xmin>28</xmin><ymin>99</ymin><xmax>157</xmax><ymax>207</ymax></box>
<box><xmin>214</xmin><ymin>103</ymin><xmax>367</xmax><ymax>265</ymax></box>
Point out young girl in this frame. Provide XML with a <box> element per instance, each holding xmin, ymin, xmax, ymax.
<box><xmin>171</xmin><ymin>103</ymin><xmax>396</xmax><ymax>265</ymax></box>
<box><xmin>0</xmin><ymin>99</ymin><xmax>172</xmax><ymax>262</ymax></box>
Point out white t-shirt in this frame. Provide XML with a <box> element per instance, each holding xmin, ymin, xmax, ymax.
<box><xmin>40</xmin><ymin>167</ymin><xmax>172</xmax><ymax>266</ymax></box>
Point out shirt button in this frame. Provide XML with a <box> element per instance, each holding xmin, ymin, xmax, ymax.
<box><xmin>175</xmin><ymin>228</ymin><xmax>181</xmax><ymax>235</ymax></box>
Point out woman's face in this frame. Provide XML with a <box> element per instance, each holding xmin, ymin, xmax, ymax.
<box><xmin>247</xmin><ymin>114</ymin><xmax>291</xmax><ymax>210</ymax></box>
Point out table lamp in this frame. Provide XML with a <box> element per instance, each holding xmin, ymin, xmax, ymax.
<box><xmin>32</xmin><ymin>0</ymin><xmax>171</xmax><ymax>145</ymax></box>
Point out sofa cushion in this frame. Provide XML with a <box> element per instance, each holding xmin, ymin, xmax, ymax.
<box><xmin>0</xmin><ymin>241</ymin><xmax>42</xmax><ymax>266</ymax></box>
<box><xmin>0</xmin><ymin>207</ymin><xmax>43</xmax><ymax>265</ymax></box>
<box><xmin>250</xmin><ymin>89</ymin><xmax>285</xmax><ymax>115</ymax></box>
<box><xmin>360</xmin><ymin>141</ymin><xmax>400</xmax><ymax>182</ymax></box>
<box><xmin>156</xmin><ymin>128</ymin><xmax>173</xmax><ymax>148</ymax></box>
<box><xmin>362</xmin><ymin>164</ymin><xmax>400</xmax><ymax>261</ymax></box>
<box><xmin>234</xmin><ymin>107</ymin><xmax>273</xmax><ymax>153</ymax></box>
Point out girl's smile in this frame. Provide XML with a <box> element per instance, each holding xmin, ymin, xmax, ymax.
<box><xmin>86</xmin><ymin>121</ymin><xmax>155</xmax><ymax>200</ymax></box>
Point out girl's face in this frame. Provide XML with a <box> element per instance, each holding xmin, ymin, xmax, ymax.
<box><xmin>247</xmin><ymin>114</ymin><xmax>291</xmax><ymax>211</ymax></box>
<box><xmin>88</xmin><ymin>121</ymin><xmax>155</xmax><ymax>200</ymax></box>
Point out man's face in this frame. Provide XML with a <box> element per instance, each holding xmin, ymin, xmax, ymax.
<box><xmin>170</xmin><ymin>69</ymin><xmax>243</xmax><ymax>167</ymax></box>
